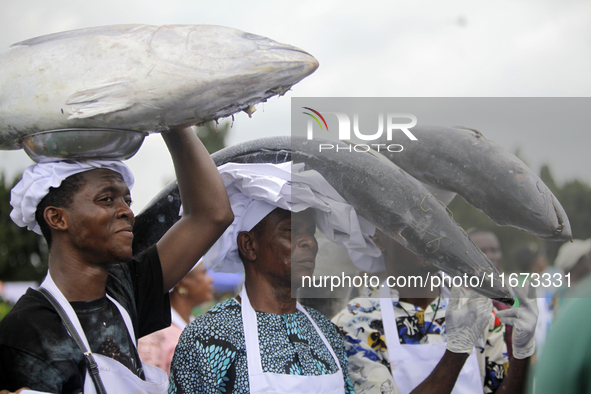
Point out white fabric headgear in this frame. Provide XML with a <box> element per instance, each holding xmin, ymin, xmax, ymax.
<box><xmin>10</xmin><ymin>160</ymin><xmax>135</xmax><ymax>235</ymax></box>
<box><xmin>202</xmin><ymin>161</ymin><xmax>380</xmax><ymax>273</ymax></box>
<box><xmin>554</xmin><ymin>239</ymin><xmax>591</xmax><ymax>273</ymax></box>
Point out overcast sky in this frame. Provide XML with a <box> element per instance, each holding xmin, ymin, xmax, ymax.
<box><xmin>1</xmin><ymin>0</ymin><xmax>590</xmax><ymax>212</ymax></box>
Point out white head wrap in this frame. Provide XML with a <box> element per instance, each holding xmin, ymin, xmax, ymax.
<box><xmin>348</xmin><ymin>250</ymin><xmax>386</xmax><ymax>274</ymax></box>
<box><xmin>202</xmin><ymin>161</ymin><xmax>380</xmax><ymax>273</ymax></box>
<box><xmin>10</xmin><ymin>160</ymin><xmax>134</xmax><ymax>235</ymax></box>
<box><xmin>554</xmin><ymin>239</ymin><xmax>591</xmax><ymax>273</ymax></box>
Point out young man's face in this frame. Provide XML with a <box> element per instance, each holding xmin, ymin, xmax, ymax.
<box><xmin>62</xmin><ymin>168</ymin><xmax>134</xmax><ymax>265</ymax></box>
<box><xmin>254</xmin><ymin>208</ymin><xmax>318</xmax><ymax>287</ymax></box>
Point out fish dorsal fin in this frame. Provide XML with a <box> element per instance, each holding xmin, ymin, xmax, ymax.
<box><xmin>66</xmin><ymin>80</ymin><xmax>136</xmax><ymax>119</ymax></box>
<box><xmin>454</xmin><ymin>126</ymin><xmax>483</xmax><ymax>138</ymax></box>
<box><xmin>12</xmin><ymin>25</ymin><xmax>151</xmax><ymax>47</ymax></box>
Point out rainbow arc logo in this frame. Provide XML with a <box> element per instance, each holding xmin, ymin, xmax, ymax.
<box><xmin>302</xmin><ymin>107</ymin><xmax>329</xmax><ymax>131</ymax></box>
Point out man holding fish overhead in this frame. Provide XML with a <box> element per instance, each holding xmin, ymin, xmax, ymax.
<box><xmin>0</xmin><ymin>126</ymin><xmax>233</xmax><ymax>393</ymax></box>
<box><xmin>335</xmin><ymin>230</ymin><xmax>538</xmax><ymax>394</ymax></box>
<box><xmin>169</xmin><ymin>162</ymin><xmax>378</xmax><ymax>394</ymax></box>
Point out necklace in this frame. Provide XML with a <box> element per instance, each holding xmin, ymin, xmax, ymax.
<box><xmin>396</xmin><ymin>288</ymin><xmax>442</xmax><ymax>341</ymax></box>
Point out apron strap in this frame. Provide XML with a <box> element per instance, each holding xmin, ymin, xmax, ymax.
<box><xmin>36</xmin><ymin>287</ymin><xmax>108</xmax><ymax>394</ymax></box>
<box><xmin>170</xmin><ymin>307</ymin><xmax>188</xmax><ymax>331</ymax></box>
<box><xmin>240</xmin><ymin>286</ymin><xmax>343</xmax><ymax>376</ymax></box>
<box><xmin>296</xmin><ymin>304</ymin><xmax>342</xmax><ymax>370</ymax></box>
<box><xmin>379</xmin><ymin>282</ymin><xmax>402</xmax><ymax>352</ymax></box>
<box><xmin>105</xmin><ymin>293</ymin><xmax>137</xmax><ymax>348</ymax></box>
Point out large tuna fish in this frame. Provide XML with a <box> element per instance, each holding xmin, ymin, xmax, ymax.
<box><xmin>0</xmin><ymin>24</ymin><xmax>318</xmax><ymax>149</ymax></box>
<box><xmin>378</xmin><ymin>126</ymin><xmax>572</xmax><ymax>241</ymax></box>
<box><xmin>133</xmin><ymin>136</ymin><xmax>514</xmax><ymax>304</ymax></box>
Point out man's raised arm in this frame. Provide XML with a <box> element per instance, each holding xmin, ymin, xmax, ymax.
<box><xmin>157</xmin><ymin>126</ymin><xmax>233</xmax><ymax>292</ymax></box>
<box><xmin>410</xmin><ymin>287</ymin><xmax>493</xmax><ymax>394</ymax></box>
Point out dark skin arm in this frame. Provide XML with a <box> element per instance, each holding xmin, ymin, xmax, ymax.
<box><xmin>409</xmin><ymin>286</ymin><xmax>530</xmax><ymax>394</ymax></box>
<box><xmin>493</xmin><ymin>356</ymin><xmax>529</xmax><ymax>394</ymax></box>
<box><xmin>156</xmin><ymin>126</ymin><xmax>234</xmax><ymax>293</ymax></box>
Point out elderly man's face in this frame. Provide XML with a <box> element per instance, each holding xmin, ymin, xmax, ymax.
<box><xmin>62</xmin><ymin>168</ymin><xmax>134</xmax><ymax>265</ymax></box>
<box><xmin>253</xmin><ymin>208</ymin><xmax>318</xmax><ymax>286</ymax></box>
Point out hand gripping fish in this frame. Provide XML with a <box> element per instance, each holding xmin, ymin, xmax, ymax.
<box><xmin>133</xmin><ymin>136</ymin><xmax>514</xmax><ymax>304</ymax></box>
<box><xmin>376</xmin><ymin>126</ymin><xmax>571</xmax><ymax>241</ymax></box>
<box><xmin>0</xmin><ymin>24</ymin><xmax>318</xmax><ymax>149</ymax></box>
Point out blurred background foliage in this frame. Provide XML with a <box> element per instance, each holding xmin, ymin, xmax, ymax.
<box><xmin>448</xmin><ymin>163</ymin><xmax>591</xmax><ymax>273</ymax></box>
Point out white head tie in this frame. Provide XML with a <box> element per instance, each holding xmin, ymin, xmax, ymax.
<box><xmin>554</xmin><ymin>239</ymin><xmax>591</xmax><ymax>273</ymax></box>
<box><xmin>10</xmin><ymin>160</ymin><xmax>134</xmax><ymax>235</ymax></box>
<box><xmin>202</xmin><ymin>161</ymin><xmax>380</xmax><ymax>273</ymax></box>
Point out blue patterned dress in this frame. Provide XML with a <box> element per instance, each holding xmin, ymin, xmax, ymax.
<box><xmin>169</xmin><ymin>298</ymin><xmax>355</xmax><ymax>393</ymax></box>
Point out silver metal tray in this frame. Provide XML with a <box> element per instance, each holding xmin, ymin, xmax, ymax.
<box><xmin>20</xmin><ymin>128</ymin><xmax>147</xmax><ymax>162</ymax></box>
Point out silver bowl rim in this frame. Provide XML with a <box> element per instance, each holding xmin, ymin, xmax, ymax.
<box><xmin>20</xmin><ymin>128</ymin><xmax>149</xmax><ymax>162</ymax></box>
<box><xmin>18</xmin><ymin>127</ymin><xmax>149</xmax><ymax>144</ymax></box>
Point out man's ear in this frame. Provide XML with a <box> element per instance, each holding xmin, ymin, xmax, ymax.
<box><xmin>370</xmin><ymin>229</ymin><xmax>387</xmax><ymax>253</ymax></box>
<box><xmin>43</xmin><ymin>206</ymin><xmax>69</xmax><ymax>231</ymax></box>
<box><xmin>237</xmin><ymin>231</ymin><xmax>257</xmax><ymax>262</ymax></box>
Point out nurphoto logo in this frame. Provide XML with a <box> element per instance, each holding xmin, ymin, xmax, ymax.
<box><xmin>302</xmin><ymin>107</ymin><xmax>418</xmax><ymax>153</ymax></box>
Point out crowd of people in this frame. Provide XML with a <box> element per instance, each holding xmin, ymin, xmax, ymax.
<box><xmin>0</xmin><ymin>125</ymin><xmax>589</xmax><ymax>394</ymax></box>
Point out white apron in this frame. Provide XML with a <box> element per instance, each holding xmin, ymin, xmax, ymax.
<box><xmin>379</xmin><ymin>285</ymin><xmax>482</xmax><ymax>394</ymax></box>
<box><xmin>240</xmin><ymin>286</ymin><xmax>345</xmax><ymax>394</ymax></box>
<box><xmin>170</xmin><ymin>307</ymin><xmax>188</xmax><ymax>330</ymax></box>
<box><xmin>37</xmin><ymin>273</ymin><xmax>169</xmax><ymax>394</ymax></box>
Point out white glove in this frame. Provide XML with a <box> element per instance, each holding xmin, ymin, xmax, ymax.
<box><xmin>446</xmin><ymin>286</ymin><xmax>493</xmax><ymax>354</ymax></box>
<box><xmin>495</xmin><ymin>280</ymin><xmax>539</xmax><ymax>359</ymax></box>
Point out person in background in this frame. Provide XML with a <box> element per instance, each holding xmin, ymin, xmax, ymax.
<box><xmin>469</xmin><ymin>228</ymin><xmax>514</xmax><ymax>360</ymax></box>
<box><xmin>551</xmin><ymin>238</ymin><xmax>591</xmax><ymax>315</ymax></box>
<box><xmin>554</xmin><ymin>238</ymin><xmax>591</xmax><ymax>289</ymax></box>
<box><xmin>335</xmin><ymin>229</ymin><xmax>536</xmax><ymax>394</ymax></box>
<box><xmin>138</xmin><ymin>262</ymin><xmax>214</xmax><ymax>375</ymax></box>
<box><xmin>528</xmin><ymin>274</ymin><xmax>591</xmax><ymax>393</ymax></box>
<box><xmin>169</xmin><ymin>161</ymin><xmax>380</xmax><ymax>394</ymax></box>
<box><xmin>468</xmin><ymin>229</ymin><xmax>504</xmax><ymax>272</ymax></box>
<box><xmin>514</xmin><ymin>243</ymin><xmax>550</xmax><ymax>278</ymax></box>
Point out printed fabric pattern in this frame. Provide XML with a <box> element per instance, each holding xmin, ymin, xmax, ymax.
<box><xmin>169</xmin><ymin>298</ymin><xmax>355</xmax><ymax>393</ymax></box>
<box><xmin>332</xmin><ymin>287</ymin><xmax>508</xmax><ymax>394</ymax></box>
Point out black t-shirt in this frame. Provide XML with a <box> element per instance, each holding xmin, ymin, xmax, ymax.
<box><xmin>71</xmin><ymin>295</ymin><xmax>144</xmax><ymax>379</ymax></box>
<box><xmin>0</xmin><ymin>245</ymin><xmax>171</xmax><ymax>393</ymax></box>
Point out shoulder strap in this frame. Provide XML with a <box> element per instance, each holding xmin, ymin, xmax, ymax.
<box><xmin>36</xmin><ymin>287</ymin><xmax>108</xmax><ymax>394</ymax></box>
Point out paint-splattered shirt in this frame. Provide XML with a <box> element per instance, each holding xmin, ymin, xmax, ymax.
<box><xmin>169</xmin><ymin>298</ymin><xmax>355</xmax><ymax>393</ymax></box>
<box><xmin>332</xmin><ymin>287</ymin><xmax>508</xmax><ymax>394</ymax></box>
<box><xmin>0</xmin><ymin>245</ymin><xmax>170</xmax><ymax>393</ymax></box>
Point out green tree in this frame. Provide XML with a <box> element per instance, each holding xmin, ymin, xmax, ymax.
<box><xmin>448</xmin><ymin>163</ymin><xmax>591</xmax><ymax>272</ymax></box>
<box><xmin>0</xmin><ymin>173</ymin><xmax>48</xmax><ymax>283</ymax></box>
<box><xmin>556</xmin><ymin>179</ymin><xmax>591</xmax><ymax>240</ymax></box>
<box><xmin>196</xmin><ymin>121</ymin><xmax>231</xmax><ymax>154</ymax></box>
<box><xmin>540</xmin><ymin>164</ymin><xmax>560</xmax><ymax>197</ymax></box>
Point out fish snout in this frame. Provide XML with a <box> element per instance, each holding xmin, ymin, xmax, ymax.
<box><xmin>549</xmin><ymin>194</ymin><xmax>572</xmax><ymax>241</ymax></box>
<box><xmin>245</xmin><ymin>33</ymin><xmax>319</xmax><ymax>73</ymax></box>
